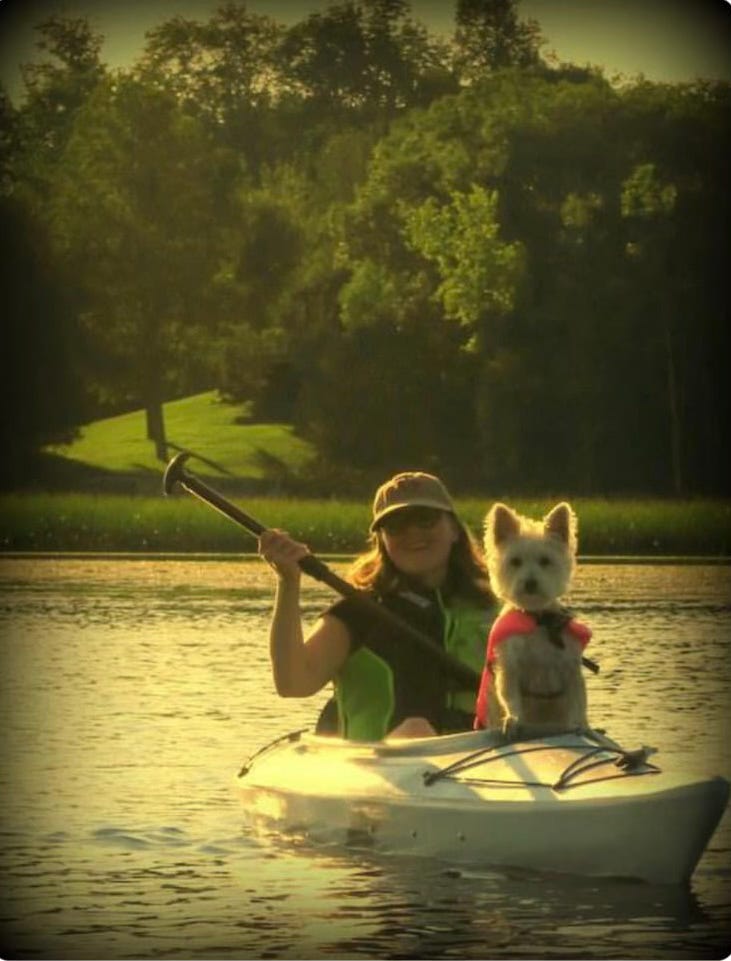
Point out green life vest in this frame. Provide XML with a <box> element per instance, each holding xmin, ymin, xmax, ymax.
<box><xmin>439</xmin><ymin>595</ymin><xmax>494</xmax><ymax>715</ymax></box>
<box><xmin>334</xmin><ymin>593</ymin><xmax>494</xmax><ymax>742</ymax></box>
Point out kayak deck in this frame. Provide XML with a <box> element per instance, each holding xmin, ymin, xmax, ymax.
<box><xmin>236</xmin><ymin>727</ymin><xmax>730</xmax><ymax>883</ymax></box>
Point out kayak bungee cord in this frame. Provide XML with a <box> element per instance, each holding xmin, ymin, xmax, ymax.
<box><xmin>423</xmin><ymin>740</ymin><xmax>592</xmax><ymax>788</ymax></box>
<box><xmin>423</xmin><ymin>733</ymin><xmax>661</xmax><ymax>792</ymax></box>
<box><xmin>237</xmin><ymin>729</ymin><xmax>307</xmax><ymax>778</ymax></box>
<box><xmin>552</xmin><ymin>743</ymin><xmax>659</xmax><ymax>790</ymax></box>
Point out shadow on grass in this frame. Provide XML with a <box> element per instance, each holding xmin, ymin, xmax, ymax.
<box><xmin>4</xmin><ymin>451</ymin><xmax>155</xmax><ymax>494</ymax></box>
<box><xmin>165</xmin><ymin>441</ymin><xmax>232</xmax><ymax>476</ymax></box>
<box><xmin>7</xmin><ymin>439</ymin><xmax>373</xmax><ymax>499</ymax></box>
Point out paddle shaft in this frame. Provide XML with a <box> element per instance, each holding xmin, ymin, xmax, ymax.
<box><xmin>165</xmin><ymin>460</ymin><xmax>481</xmax><ymax>689</ymax></box>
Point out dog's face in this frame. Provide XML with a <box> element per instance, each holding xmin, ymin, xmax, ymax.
<box><xmin>484</xmin><ymin>502</ymin><xmax>577</xmax><ymax>612</ymax></box>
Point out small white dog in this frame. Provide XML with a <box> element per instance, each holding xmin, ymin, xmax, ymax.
<box><xmin>474</xmin><ymin>502</ymin><xmax>592</xmax><ymax>736</ymax></box>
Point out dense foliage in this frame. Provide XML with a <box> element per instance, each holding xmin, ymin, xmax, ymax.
<box><xmin>3</xmin><ymin>1</ymin><xmax>729</xmax><ymax>496</ymax></box>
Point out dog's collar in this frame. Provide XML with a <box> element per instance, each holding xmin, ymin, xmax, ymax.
<box><xmin>533</xmin><ymin>608</ymin><xmax>573</xmax><ymax>648</ymax></box>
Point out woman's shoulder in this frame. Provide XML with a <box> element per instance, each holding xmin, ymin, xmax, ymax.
<box><xmin>324</xmin><ymin>593</ymin><xmax>376</xmax><ymax>637</ymax></box>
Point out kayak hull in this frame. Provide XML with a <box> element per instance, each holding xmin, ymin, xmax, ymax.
<box><xmin>236</xmin><ymin>728</ymin><xmax>729</xmax><ymax>884</ymax></box>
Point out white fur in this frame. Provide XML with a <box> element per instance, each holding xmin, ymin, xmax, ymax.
<box><xmin>483</xmin><ymin>502</ymin><xmax>588</xmax><ymax>736</ymax></box>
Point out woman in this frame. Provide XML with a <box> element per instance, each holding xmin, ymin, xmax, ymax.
<box><xmin>258</xmin><ymin>471</ymin><xmax>497</xmax><ymax>741</ymax></box>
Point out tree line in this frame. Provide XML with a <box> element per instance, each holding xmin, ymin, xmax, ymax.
<box><xmin>2</xmin><ymin>0</ymin><xmax>728</xmax><ymax>496</ymax></box>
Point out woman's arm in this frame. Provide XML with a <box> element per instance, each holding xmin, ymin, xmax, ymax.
<box><xmin>259</xmin><ymin>529</ymin><xmax>351</xmax><ymax>697</ymax></box>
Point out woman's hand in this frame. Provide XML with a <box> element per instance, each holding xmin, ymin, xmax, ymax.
<box><xmin>258</xmin><ymin>529</ymin><xmax>310</xmax><ymax>582</ymax></box>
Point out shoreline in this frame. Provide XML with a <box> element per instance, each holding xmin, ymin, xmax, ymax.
<box><xmin>1</xmin><ymin>551</ymin><xmax>730</xmax><ymax>565</ymax></box>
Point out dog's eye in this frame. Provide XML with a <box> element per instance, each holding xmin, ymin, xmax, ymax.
<box><xmin>538</xmin><ymin>556</ymin><xmax>552</xmax><ymax>567</ymax></box>
<box><xmin>509</xmin><ymin>557</ymin><xmax>523</xmax><ymax>568</ymax></box>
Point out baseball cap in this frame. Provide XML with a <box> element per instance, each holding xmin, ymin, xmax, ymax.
<box><xmin>370</xmin><ymin>471</ymin><xmax>455</xmax><ymax>532</ymax></box>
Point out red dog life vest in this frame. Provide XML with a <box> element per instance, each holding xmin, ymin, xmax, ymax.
<box><xmin>473</xmin><ymin>610</ymin><xmax>591</xmax><ymax>729</ymax></box>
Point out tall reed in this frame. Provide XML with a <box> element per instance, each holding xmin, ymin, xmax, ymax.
<box><xmin>1</xmin><ymin>493</ymin><xmax>729</xmax><ymax>557</ymax></box>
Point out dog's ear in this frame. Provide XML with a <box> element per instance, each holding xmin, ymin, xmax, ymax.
<box><xmin>543</xmin><ymin>502</ymin><xmax>577</xmax><ymax>549</ymax></box>
<box><xmin>485</xmin><ymin>503</ymin><xmax>521</xmax><ymax>547</ymax></box>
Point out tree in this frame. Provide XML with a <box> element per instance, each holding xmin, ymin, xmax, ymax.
<box><xmin>403</xmin><ymin>184</ymin><xmax>525</xmax><ymax>329</ymax></box>
<box><xmin>212</xmin><ymin>180</ymin><xmax>305</xmax><ymax>415</ymax></box>
<box><xmin>1</xmin><ymin>191</ymin><xmax>85</xmax><ymax>481</ymax></box>
<box><xmin>618</xmin><ymin>81</ymin><xmax>731</xmax><ymax>495</ymax></box>
<box><xmin>621</xmin><ymin>162</ymin><xmax>682</xmax><ymax>491</ymax></box>
<box><xmin>298</xmin><ymin>317</ymin><xmax>479</xmax><ymax>480</ymax></box>
<box><xmin>318</xmin><ymin>68</ymin><xmax>719</xmax><ymax>493</ymax></box>
<box><xmin>0</xmin><ymin>20</ymin><xmax>106</xmax><ymax>479</ymax></box>
<box><xmin>277</xmin><ymin>1</ymin><xmax>454</xmax><ymax>123</ymax></box>
<box><xmin>15</xmin><ymin>15</ymin><xmax>106</xmax><ymax>201</ymax></box>
<box><xmin>453</xmin><ymin>0</ymin><xmax>544</xmax><ymax>82</ymax></box>
<box><xmin>139</xmin><ymin>3</ymin><xmax>285</xmax><ymax>172</ymax></box>
<box><xmin>50</xmin><ymin>76</ymin><xmax>234</xmax><ymax>460</ymax></box>
<box><xmin>2</xmin><ymin>93</ymin><xmax>85</xmax><ymax>476</ymax></box>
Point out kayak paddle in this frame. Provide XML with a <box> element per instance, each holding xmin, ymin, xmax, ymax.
<box><xmin>162</xmin><ymin>452</ymin><xmax>481</xmax><ymax>689</ymax></box>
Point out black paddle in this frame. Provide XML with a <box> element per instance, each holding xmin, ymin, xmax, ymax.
<box><xmin>162</xmin><ymin>452</ymin><xmax>480</xmax><ymax>689</ymax></box>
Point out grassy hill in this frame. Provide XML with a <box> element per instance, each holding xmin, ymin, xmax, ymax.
<box><xmin>46</xmin><ymin>390</ymin><xmax>314</xmax><ymax>488</ymax></box>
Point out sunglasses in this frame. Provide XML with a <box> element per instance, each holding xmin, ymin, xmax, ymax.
<box><xmin>378</xmin><ymin>507</ymin><xmax>445</xmax><ymax>535</ymax></box>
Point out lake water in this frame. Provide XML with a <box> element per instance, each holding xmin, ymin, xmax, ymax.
<box><xmin>0</xmin><ymin>556</ymin><xmax>730</xmax><ymax>960</ymax></box>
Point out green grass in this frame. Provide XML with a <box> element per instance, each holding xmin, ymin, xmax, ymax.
<box><xmin>0</xmin><ymin>493</ymin><xmax>371</xmax><ymax>554</ymax></box>
<box><xmin>1</xmin><ymin>493</ymin><xmax>729</xmax><ymax>556</ymax></box>
<box><xmin>47</xmin><ymin>390</ymin><xmax>314</xmax><ymax>480</ymax></box>
<box><xmin>458</xmin><ymin>498</ymin><xmax>731</xmax><ymax>558</ymax></box>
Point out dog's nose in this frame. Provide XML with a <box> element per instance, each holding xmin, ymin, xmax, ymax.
<box><xmin>523</xmin><ymin>576</ymin><xmax>538</xmax><ymax>594</ymax></box>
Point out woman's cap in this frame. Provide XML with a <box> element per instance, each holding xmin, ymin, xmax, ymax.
<box><xmin>371</xmin><ymin>471</ymin><xmax>455</xmax><ymax>531</ymax></box>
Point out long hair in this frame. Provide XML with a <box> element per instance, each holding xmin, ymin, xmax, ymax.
<box><xmin>348</xmin><ymin>517</ymin><xmax>496</xmax><ymax>606</ymax></box>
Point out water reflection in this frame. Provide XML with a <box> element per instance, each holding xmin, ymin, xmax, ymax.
<box><xmin>223</xmin><ymin>835</ymin><xmax>720</xmax><ymax>960</ymax></box>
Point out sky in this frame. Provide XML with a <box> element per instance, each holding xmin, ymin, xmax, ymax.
<box><xmin>1</xmin><ymin>0</ymin><xmax>730</xmax><ymax>100</ymax></box>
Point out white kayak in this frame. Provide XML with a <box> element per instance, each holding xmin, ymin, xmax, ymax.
<box><xmin>236</xmin><ymin>726</ymin><xmax>729</xmax><ymax>884</ymax></box>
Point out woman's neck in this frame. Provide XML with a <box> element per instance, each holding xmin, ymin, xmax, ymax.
<box><xmin>401</xmin><ymin>567</ymin><xmax>448</xmax><ymax>592</ymax></box>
